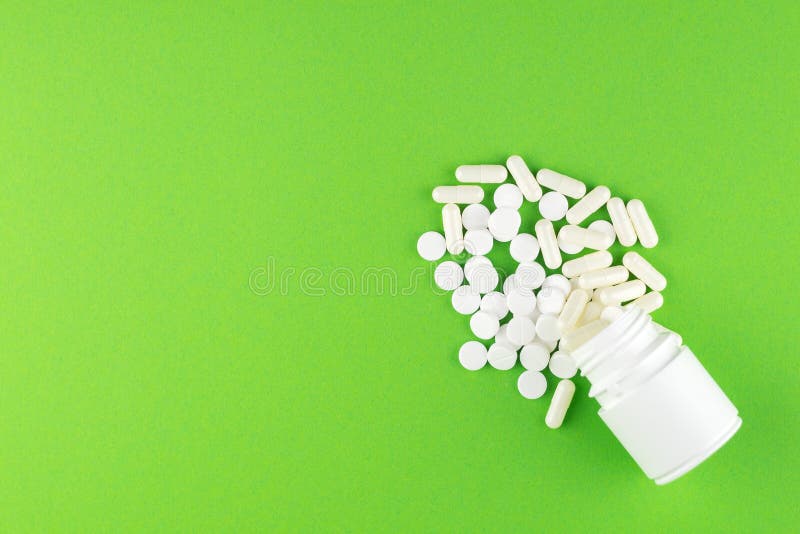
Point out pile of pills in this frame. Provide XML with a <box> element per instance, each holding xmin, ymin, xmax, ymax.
<box><xmin>417</xmin><ymin>157</ymin><xmax>666</xmax><ymax>429</ymax></box>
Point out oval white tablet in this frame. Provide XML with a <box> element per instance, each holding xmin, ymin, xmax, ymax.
<box><xmin>487</xmin><ymin>208</ymin><xmax>521</xmax><ymax>242</ymax></box>
<box><xmin>517</xmin><ymin>370</ymin><xmax>547</xmax><ymax>399</ymax></box>
<box><xmin>452</xmin><ymin>285</ymin><xmax>481</xmax><ymax>315</ymax></box>
<box><xmin>480</xmin><ymin>291</ymin><xmax>509</xmax><ymax>319</ymax></box>
<box><xmin>459</xmin><ymin>341</ymin><xmax>488</xmax><ymax>371</ymax></box>
<box><xmin>535</xmin><ymin>314</ymin><xmax>561</xmax><ymax>343</ymax></box>
<box><xmin>538</xmin><ymin>191</ymin><xmax>569</xmax><ymax>221</ymax></box>
<box><xmin>494</xmin><ymin>183</ymin><xmax>523</xmax><ymax>209</ymax></box>
<box><xmin>463</xmin><ymin>228</ymin><xmax>493</xmax><ymax>256</ymax></box>
<box><xmin>434</xmin><ymin>261</ymin><xmax>464</xmax><ymax>290</ymax></box>
<box><xmin>520</xmin><ymin>343</ymin><xmax>551</xmax><ymax>371</ymax></box>
<box><xmin>487</xmin><ymin>342</ymin><xmax>517</xmax><ymax>370</ymax></box>
<box><xmin>461</xmin><ymin>203</ymin><xmax>491</xmax><ymax>230</ymax></box>
<box><xmin>470</xmin><ymin>311</ymin><xmax>500</xmax><ymax>340</ymax></box>
<box><xmin>506</xmin><ymin>316</ymin><xmax>536</xmax><ymax>346</ymax></box>
<box><xmin>417</xmin><ymin>231</ymin><xmax>447</xmax><ymax>261</ymax></box>
<box><xmin>549</xmin><ymin>351</ymin><xmax>577</xmax><ymax>378</ymax></box>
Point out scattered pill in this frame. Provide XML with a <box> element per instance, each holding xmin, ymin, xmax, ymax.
<box><xmin>480</xmin><ymin>291</ymin><xmax>509</xmax><ymax>319</ymax></box>
<box><xmin>452</xmin><ymin>285</ymin><xmax>482</xmax><ymax>315</ymax></box>
<box><xmin>464</xmin><ymin>255</ymin><xmax>492</xmax><ymax>279</ymax></box>
<box><xmin>626</xmin><ymin>199</ymin><xmax>659</xmax><ymax>248</ymax></box>
<box><xmin>535</xmin><ymin>219</ymin><xmax>562</xmax><ymax>269</ymax></box>
<box><xmin>459</xmin><ymin>341</ymin><xmax>488</xmax><ymax>371</ymax></box>
<box><xmin>433</xmin><ymin>185</ymin><xmax>484</xmax><ymax>204</ymax></box>
<box><xmin>509</xmin><ymin>233</ymin><xmax>540</xmax><ymax>263</ymax></box>
<box><xmin>545</xmin><ymin>379</ymin><xmax>576</xmax><ymax>428</ymax></box>
<box><xmin>566</xmin><ymin>185</ymin><xmax>611</xmax><ymax>224</ymax></box>
<box><xmin>520</xmin><ymin>343</ymin><xmax>551</xmax><ymax>371</ymax></box>
<box><xmin>515</xmin><ymin>261</ymin><xmax>546</xmax><ymax>289</ymax></box>
<box><xmin>506</xmin><ymin>155</ymin><xmax>543</xmax><ymax>201</ymax></box>
<box><xmin>561</xmin><ymin>250</ymin><xmax>613</xmax><ymax>278</ymax></box>
<box><xmin>456</xmin><ymin>164</ymin><xmax>508</xmax><ymax>184</ymax></box>
<box><xmin>506</xmin><ymin>288</ymin><xmax>537</xmax><ymax>316</ymax></box>
<box><xmin>558</xmin><ymin>225</ymin><xmax>613</xmax><ymax>250</ymax></box>
<box><xmin>494</xmin><ymin>183</ymin><xmax>523</xmax><ymax>209</ymax></box>
<box><xmin>537</xmin><ymin>287</ymin><xmax>566</xmax><ymax>315</ymax></box>
<box><xmin>588</xmin><ymin>220</ymin><xmax>616</xmax><ymax>246</ymax></box>
<box><xmin>434</xmin><ymin>261</ymin><xmax>464</xmax><ymax>290</ymax></box>
<box><xmin>535</xmin><ymin>314</ymin><xmax>561</xmax><ymax>343</ymax></box>
<box><xmin>461</xmin><ymin>203</ymin><xmax>491</xmax><ymax>230</ymax></box>
<box><xmin>542</xmin><ymin>274</ymin><xmax>572</xmax><ymax>296</ymax></box>
<box><xmin>557</xmin><ymin>226</ymin><xmax>584</xmax><ymax>255</ymax></box>
<box><xmin>463</xmin><ymin>228</ymin><xmax>494</xmax><ymax>256</ymax></box>
<box><xmin>549</xmin><ymin>351</ymin><xmax>578</xmax><ymax>379</ymax></box>
<box><xmin>538</xmin><ymin>191</ymin><xmax>569</xmax><ymax>221</ymax></box>
<box><xmin>470</xmin><ymin>311</ymin><xmax>500</xmax><ymax>340</ymax></box>
<box><xmin>495</xmin><ymin>323</ymin><xmax>522</xmax><ymax>351</ymax></box>
<box><xmin>517</xmin><ymin>370</ymin><xmax>548</xmax><ymax>399</ymax></box>
<box><xmin>487</xmin><ymin>207</ymin><xmax>521</xmax><ymax>242</ymax></box>
<box><xmin>600</xmin><ymin>305</ymin><xmax>625</xmax><ymax>322</ymax></box>
<box><xmin>536</xmin><ymin>169</ymin><xmax>586</xmax><ymax>199</ymax></box>
<box><xmin>595</xmin><ymin>280</ymin><xmax>647</xmax><ymax>305</ymax></box>
<box><xmin>417</xmin><ymin>231</ymin><xmax>447</xmax><ymax>261</ymax></box>
<box><xmin>502</xmin><ymin>274</ymin><xmax>523</xmax><ymax>295</ymax></box>
<box><xmin>628</xmin><ymin>291</ymin><xmax>664</xmax><ymax>313</ymax></box>
<box><xmin>488</xmin><ymin>342</ymin><xmax>517</xmax><ymax>370</ymax></box>
<box><xmin>559</xmin><ymin>318</ymin><xmax>609</xmax><ymax>352</ymax></box>
<box><xmin>442</xmin><ymin>203</ymin><xmax>465</xmax><ymax>254</ymax></box>
<box><xmin>506</xmin><ymin>316</ymin><xmax>537</xmax><ymax>346</ymax></box>
<box><xmin>558</xmin><ymin>289</ymin><xmax>590</xmax><ymax>332</ymax></box>
<box><xmin>578</xmin><ymin>265</ymin><xmax>630</xmax><ymax>290</ymax></box>
<box><xmin>607</xmin><ymin>197</ymin><xmax>637</xmax><ymax>246</ymax></box>
<box><xmin>577</xmin><ymin>301</ymin><xmax>603</xmax><ymax>326</ymax></box>
<box><xmin>466</xmin><ymin>264</ymin><xmax>499</xmax><ymax>294</ymax></box>
<box><xmin>622</xmin><ymin>251</ymin><xmax>666</xmax><ymax>291</ymax></box>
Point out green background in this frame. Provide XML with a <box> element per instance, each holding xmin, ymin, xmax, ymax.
<box><xmin>2</xmin><ymin>1</ymin><xmax>798</xmax><ymax>531</ymax></box>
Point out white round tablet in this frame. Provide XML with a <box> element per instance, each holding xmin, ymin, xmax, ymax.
<box><xmin>503</xmin><ymin>274</ymin><xmax>521</xmax><ymax>295</ymax></box>
<box><xmin>488</xmin><ymin>342</ymin><xmax>518</xmax><ymax>370</ymax></box>
<box><xmin>535</xmin><ymin>314</ymin><xmax>561</xmax><ymax>342</ymax></box>
<box><xmin>434</xmin><ymin>261</ymin><xmax>464</xmax><ymax>290</ymax></box>
<box><xmin>558</xmin><ymin>225</ymin><xmax>583</xmax><ymax>255</ymax></box>
<box><xmin>506</xmin><ymin>316</ymin><xmax>536</xmax><ymax>346</ymax></box>
<box><xmin>494</xmin><ymin>183</ymin><xmax>523</xmax><ymax>209</ymax></box>
<box><xmin>539</xmin><ymin>191</ymin><xmax>569</xmax><ymax>221</ymax></box>
<box><xmin>495</xmin><ymin>324</ymin><xmax>522</xmax><ymax>351</ymax></box>
<box><xmin>459</xmin><ymin>341</ymin><xmax>488</xmax><ymax>371</ymax></box>
<box><xmin>537</xmin><ymin>287</ymin><xmax>566</xmax><ymax>315</ymax></box>
<box><xmin>549</xmin><ymin>351</ymin><xmax>578</xmax><ymax>378</ymax></box>
<box><xmin>542</xmin><ymin>274</ymin><xmax>572</xmax><ymax>296</ymax></box>
<box><xmin>464</xmin><ymin>255</ymin><xmax>492</xmax><ymax>281</ymax></box>
<box><xmin>452</xmin><ymin>285</ymin><xmax>481</xmax><ymax>315</ymax></box>
<box><xmin>470</xmin><ymin>311</ymin><xmax>500</xmax><ymax>340</ymax></box>
<box><xmin>517</xmin><ymin>370</ymin><xmax>547</xmax><ymax>399</ymax></box>
<box><xmin>463</xmin><ymin>228</ymin><xmax>493</xmax><ymax>256</ymax></box>
<box><xmin>520</xmin><ymin>343</ymin><xmax>551</xmax><ymax>371</ymax></box>
<box><xmin>506</xmin><ymin>288</ymin><xmax>537</xmax><ymax>316</ymax></box>
<box><xmin>461</xmin><ymin>203</ymin><xmax>491</xmax><ymax>230</ymax></box>
<box><xmin>468</xmin><ymin>265</ymin><xmax>499</xmax><ymax>294</ymax></box>
<box><xmin>487</xmin><ymin>208</ymin><xmax>521</xmax><ymax>242</ymax></box>
<box><xmin>509</xmin><ymin>233</ymin><xmax>540</xmax><ymax>263</ymax></box>
<box><xmin>515</xmin><ymin>262</ymin><xmax>546</xmax><ymax>289</ymax></box>
<box><xmin>588</xmin><ymin>220</ymin><xmax>616</xmax><ymax>247</ymax></box>
<box><xmin>480</xmin><ymin>291</ymin><xmax>509</xmax><ymax>319</ymax></box>
<box><xmin>417</xmin><ymin>231</ymin><xmax>447</xmax><ymax>261</ymax></box>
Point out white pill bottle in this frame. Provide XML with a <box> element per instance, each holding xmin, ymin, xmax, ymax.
<box><xmin>572</xmin><ymin>307</ymin><xmax>741</xmax><ymax>484</ymax></box>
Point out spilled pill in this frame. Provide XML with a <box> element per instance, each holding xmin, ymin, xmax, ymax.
<box><xmin>506</xmin><ymin>155</ymin><xmax>543</xmax><ymax>201</ymax></box>
<box><xmin>456</xmin><ymin>164</ymin><xmax>508</xmax><ymax>184</ymax></box>
<box><xmin>433</xmin><ymin>185</ymin><xmax>484</xmax><ymax>204</ymax></box>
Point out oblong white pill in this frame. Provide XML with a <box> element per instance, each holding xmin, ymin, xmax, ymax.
<box><xmin>536</xmin><ymin>169</ymin><xmax>586</xmax><ymax>199</ymax></box>
<box><xmin>588</xmin><ymin>220</ymin><xmax>616</xmax><ymax>246</ymax></box>
<box><xmin>545</xmin><ymin>379</ymin><xmax>576</xmax><ymax>428</ymax></box>
<box><xmin>622</xmin><ymin>251</ymin><xmax>666</xmax><ymax>291</ymax></box>
<box><xmin>509</xmin><ymin>233</ymin><xmax>540</xmax><ymax>263</ymax></box>
<box><xmin>506</xmin><ymin>316</ymin><xmax>536</xmax><ymax>346</ymax></box>
<box><xmin>459</xmin><ymin>341</ymin><xmax>488</xmax><ymax>371</ymax></box>
<box><xmin>559</xmin><ymin>318</ymin><xmax>608</xmax><ymax>352</ymax></box>
<box><xmin>549</xmin><ymin>351</ymin><xmax>577</xmax><ymax>379</ymax></box>
<box><xmin>470</xmin><ymin>311</ymin><xmax>500</xmax><ymax>340</ymax></box>
<box><xmin>628</xmin><ymin>291</ymin><xmax>664</xmax><ymax>313</ymax></box>
<box><xmin>442</xmin><ymin>203</ymin><xmax>464</xmax><ymax>254</ymax></box>
<box><xmin>417</xmin><ymin>231</ymin><xmax>446</xmax><ymax>261</ymax></box>
<box><xmin>626</xmin><ymin>199</ymin><xmax>659</xmax><ymax>248</ymax></box>
<box><xmin>515</xmin><ymin>261</ymin><xmax>546</xmax><ymax>290</ymax></box>
<box><xmin>606</xmin><ymin>197</ymin><xmax>637</xmax><ymax>246</ymax></box>
<box><xmin>455</xmin><ymin>164</ymin><xmax>508</xmax><ymax>184</ymax></box>
<box><xmin>535</xmin><ymin>219</ymin><xmax>562</xmax><ymax>269</ymax></box>
<box><xmin>538</xmin><ymin>191</ymin><xmax>569</xmax><ymax>221</ymax></box>
<box><xmin>494</xmin><ymin>183</ymin><xmax>523</xmax><ymax>209</ymax></box>
<box><xmin>577</xmin><ymin>301</ymin><xmax>603</xmax><ymax>326</ymax></box>
<box><xmin>480</xmin><ymin>291</ymin><xmax>509</xmax><ymax>319</ymax></box>
<box><xmin>452</xmin><ymin>285</ymin><xmax>481</xmax><ymax>315</ymax></box>
<box><xmin>557</xmin><ymin>227</ymin><xmax>583</xmax><ymax>255</ymax></box>
<box><xmin>517</xmin><ymin>370</ymin><xmax>547</xmax><ymax>399</ymax></box>
<box><xmin>487</xmin><ymin>342</ymin><xmax>517</xmax><ymax>370</ymax></box>
<box><xmin>578</xmin><ymin>265</ymin><xmax>630</xmax><ymax>290</ymax></box>
<box><xmin>461</xmin><ymin>203</ymin><xmax>491</xmax><ymax>230</ymax></box>
<box><xmin>535</xmin><ymin>314</ymin><xmax>561</xmax><ymax>343</ymax></box>
<box><xmin>506</xmin><ymin>288</ymin><xmax>537</xmax><ymax>316</ymax></box>
<box><xmin>600</xmin><ymin>305</ymin><xmax>624</xmax><ymax>323</ymax></box>
<box><xmin>537</xmin><ymin>287</ymin><xmax>566</xmax><ymax>315</ymax></box>
<box><xmin>595</xmin><ymin>280</ymin><xmax>646</xmax><ymax>305</ymax></box>
<box><xmin>487</xmin><ymin>208</ymin><xmax>521</xmax><ymax>242</ymax></box>
<box><xmin>566</xmin><ymin>185</ymin><xmax>611</xmax><ymax>224</ymax></box>
<box><xmin>561</xmin><ymin>250</ymin><xmax>613</xmax><ymax>278</ymax></box>
<box><xmin>520</xmin><ymin>343</ymin><xmax>551</xmax><ymax>371</ymax></box>
<box><xmin>506</xmin><ymin>155</ymin><xmax>542</xmax><ymax>201</ymax></box>
<box><xmin>558</xmin><ymin>225</ymin><xmax>613</xmax><ymax>250</ymax></box>
<box><xmin>463</xmin><ymin>228</ymin><xmax>493</xmax><ymax>256</ymax></box>
<box><xmin>542</xmin><ymin>274</ymin><xmax>572</xmax><ymax>296</ymax></box>
<box><xmin>558</xmin><ymin>289</ymin><xmax>590</xmax><ymax>332</ymax></box>
<box><xmin>432</xmin><ymin>185</ymin><xmax>484</xmax><ymax>204</ymax></box>
<box><xmin>495</xmin><ymin>323</ymin><xmax>522</xmax><ymax>351</ymax></box>
<box><xmin>434</xmin><ymin>261</ymin><xmax>464</xmax><ymax>290</ymax></box>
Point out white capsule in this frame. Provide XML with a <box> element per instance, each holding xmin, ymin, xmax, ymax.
<box><xmin>536</xmin><ymin>168</ymin><xmax>586</xmax><ymax>199</ymax></box>
<box><xmin>628</xmin><ymin>291</ymin><xmax>664</xmax><ymax>313</ymax></box>
<box><xmin>487</xmin><ymin>208</ymin><xmax>521</xmax><ymax>242</ymax></box>
<box><xmin>506</xmin><ymin>155</ymin><xmax>542</xmax><ymax>201</ymax></box>
<box><xmin>622</xmin><ymin>251</ymin><xmax>666</xmax><ymax>291</ymax></box>
<box><xmin>558</xmin><ymin>289</ymin><xmax>590</xmax><ymax>332</ymax></box>
<box><xmin>561</xmin><ymin>250</ymin><xmax>613</xmax><ymax>278</ymax></box>
<box><xmin>442</xmin><ymin>204</ymin><xmax>464</xmax><ymax>254</ymax></box>
<box><xmin>559</xmin><ymin>318</ymin><xmax>609</xmax><ymax>352</ymax></box>
<box><xmin>626</xmin><ymin>199</ymin><xmax>659</xmax><ymax>248</ymax></box>
<box><xmin>600</xmin><ymin>305</ymin><xmax>624</xmax><ymax>322</ymax></box>
<box><xmin>577</xmin><ymin>301</ymin><xmax>603</xmax><ymax>326</ymax></box>
<box><xmin>432</xmin><ymin>185</ymin><xmax>485</xmax><ymax>204</ymax></box>
<box><xmin>578</xmin><ymin>265</ymin><xmax>630</xmax><ymax>290</ymax></box>
<box><xmin>557</xmin><ymin>226</ymin><xmax>584</xmax><ymax>255</ymax></box>
<box><xmin>595</xmin><ymin>280</ymin><xmax>646</xmax><ymax>305</ymax></box>
<box><xmin>534</xmin><ymin>219</ymin><xmax>562</xmax><ymax>269</ymax></box>
<box><xmin>558</xmin><ymin>225</ymin><xmax>613</xmax><ymax>251</ymax></box>
<box><xmin>606</xmin><ymin>197</ymin><xmax>637</xmax><ymax>246</ymax></box>
<box><xmin>455</xmin><ymin>164</ymin><xmax>508</xmax><ymax>184</ymax></box>
<box><xmin>545</xmin><ymin>379</ymin><xmax>576</xmax><ymax>429</ymax></box>
<box><xmin>588</xmin><ymin>220</ymin><xmax>616</xmax><ymax>246</ymax></box>
<box><xmin>494</xmin><ymin>183</ymin><xmax>523</xmax><ymax>209</ymax></box>
<box><xmin>566</xmin><ymin>185</ymin><xmax>611</xmax><ymax>224</ymax></box>
<box><xmin>461</xmin><ymin>203</ymin><xmax>491</xmax><ymax>230</ymax></box>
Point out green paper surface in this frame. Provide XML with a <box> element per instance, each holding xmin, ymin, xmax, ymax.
<box><xmin>1</xmin><ymin>2</ymin><xmax>798</xmax><ymax>531</ymax></box>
